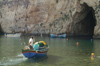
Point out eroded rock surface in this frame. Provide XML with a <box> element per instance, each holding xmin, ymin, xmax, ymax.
<box><xmin>0</xmin><ymin>0</ymin><xmax>99</xmax><ymax>36</ymax></box>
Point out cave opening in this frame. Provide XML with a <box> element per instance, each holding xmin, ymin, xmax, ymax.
<box><xmin>73</xmin><ymin>3</ymin><xmax>96</xmax><ymax>37</ymax></box>
<box><xmin>0</xmin><ymin>25</ymin><xmax>4</xmax><ymax>35</ymax></box>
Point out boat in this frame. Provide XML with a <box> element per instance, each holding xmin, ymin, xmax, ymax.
<box><xmin>58</xmin><ymin>34</ymin><xmax>66</xmax><ymax>38</ymax></box>
<box><xmin>50</xmin><ymin>34</ymin><xmax>58</xmax><ymax>38</ymax></box>
<box><xmin>4</xmin><ymin>33</ymin><xmax>22</xmax><ymax>37</ymax></box>
<box><xmin>22</xmin><ymin>41</ymin><xmax>49</xmax><ymax>58</ymax></box>
<box><xmin>22</xmin><ymin>49</ymin><xmax>48</xmax><ymax>58</ymax></box>
<box><xmin>50</xmin><ymin>34</ymin><xmax>66</xmax><ymax>38</ymax></box>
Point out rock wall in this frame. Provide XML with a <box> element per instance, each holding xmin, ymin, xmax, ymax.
<box><xmin>0</xmin><ymin>0</ymin><xmax>100</xmax><ymax>36</ymax></box>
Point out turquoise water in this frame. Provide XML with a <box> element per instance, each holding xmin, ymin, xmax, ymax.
<box><xmin>0</xmin><ymin>35</ymin><xmax>100</xmax><ymax>66</ymax></box>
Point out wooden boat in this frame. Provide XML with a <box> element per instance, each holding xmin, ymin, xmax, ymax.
<box><xmin>50</xmin><ymin>34</ymin><xmax>66</xmax><ymax>38</ymax></box>
<box><xmin>4</xmin><ymin>33</ymin><xmax>22</xmax><ymax>37</ymax></box>
<box><xmin>22</xmin><ymin>41</ymin><xmax>49</xmax><ymax>58</ymax></box>
<box><xmin>22</xmin><ymin>49</ymin><xmax>48</xmax><ymax>58</ymax></box>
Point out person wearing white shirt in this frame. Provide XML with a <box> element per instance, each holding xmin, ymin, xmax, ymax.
<box><xmin>28</xmin><ymin>36</ymin><xmax>35</xmax><ymax>49</ymax></box>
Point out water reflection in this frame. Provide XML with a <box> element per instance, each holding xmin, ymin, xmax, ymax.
<box><xmin>26</xmin><ymin>56</ymin><xmax>48</xmax><ymax>62</ymax></box>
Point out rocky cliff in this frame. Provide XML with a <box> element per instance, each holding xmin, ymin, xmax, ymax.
<box><xmin>0</xmin><ymin>0</ymin><xmax>100</xmax><ymax>36</ymax></box>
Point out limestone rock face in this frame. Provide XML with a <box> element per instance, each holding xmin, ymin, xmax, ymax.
<box><xmin>0</xmin><ymin>0</ymin><xmax>99</xmax><ymax>36</ymax></box>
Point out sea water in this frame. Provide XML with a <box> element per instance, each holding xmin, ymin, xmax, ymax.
<box><xmin>0</xmin><ymin>35</ymin><xmax>100</xmax><ymax>66</ymax></box>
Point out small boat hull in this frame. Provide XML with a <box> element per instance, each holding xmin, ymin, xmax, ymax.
<box><xmin>50</xmin><ymin>34</ymin><xmax>58</xmax><ymax>38</ymax></box>
<box><xmin>5</xmin><ymin>33</ymin><xmax>22</xmax><ymax>37</ymax></box>
<box><xmin>22</xmin><ymin>49</ymin><xmax>48</xmax><ymax>58</ymax></box>
<box><xmin>50</xmin><ymin>34</ymin><xmax>66</xmax><ymax>38</ymax></box>
<box><xmin>58</xmin><ymin>34</ymin><xmax>66</xmax><ymax>38</ymax></box>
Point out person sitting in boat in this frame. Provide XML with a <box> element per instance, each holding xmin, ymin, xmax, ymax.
<box><xmin>28</xmin><ymin>36</ymin><xmax>35</xmax><ymax>49</ymax></box>
<box><xmin>33</xmin><ymin>42</ymin><xmax>39</xmax><ymax>50</ymax></box>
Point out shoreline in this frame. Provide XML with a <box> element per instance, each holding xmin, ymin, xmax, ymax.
<box><xmin>93</xmin><ymin>35</ymin><xmax>100</xmax><ymax>39</ymax></box>
<box><xmin>0</xmin><ymin>33</ymin><xmax>100</xmax><ymax>38</ymax></box>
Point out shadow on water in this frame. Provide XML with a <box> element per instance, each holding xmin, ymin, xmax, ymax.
<box><xmin>26</xmin><ymin>56</ymin><xmax>48</xmax><ymax>63</ymax></box>
<box><xmin>26</xmin><ymin>54</ymin><xmax>62</xmax><ymax>64</ymax></box>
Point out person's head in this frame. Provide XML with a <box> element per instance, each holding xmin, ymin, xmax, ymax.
<box><xmin>31</xmin><ymin>36</ymin><xmax>33</xmax><ymax>39</ymax></box>
<box><xmin>91</xmin><ymin>53</ymin><xmax>94</xmax><ymax>56</ymax></box>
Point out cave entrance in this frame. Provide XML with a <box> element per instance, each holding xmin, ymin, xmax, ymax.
<box><xmin>73</xmin><ymin>3</ymin><xmax>96</xmax><ymax>37</ymax></box>
<box><xmin>0</xmin><ymin>30</ymin><xmax>3</xmax><ymax>35</ymax></box>
<box><xmin>0</xmin><ymin>25</ymin><xmax>3</xmax><ymax>35</ymax></box>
